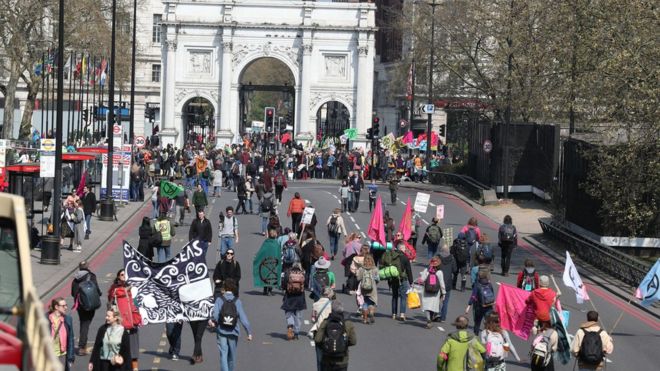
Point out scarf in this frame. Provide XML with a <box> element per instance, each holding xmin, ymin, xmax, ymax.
<box><xmin>49</xmin><ymin>312</ymin><xmax>67</xmax><ymax>353</ymax></box>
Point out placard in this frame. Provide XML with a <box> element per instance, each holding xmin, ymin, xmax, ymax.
<box><xmin>413</xmin><ymin>192</ymin><xmax>430</xmax><ymax>213</ymax></box>
<box><xmin>436</xmin><ymin>204</ymin><xmax>445</xmax><ymax>220</ymax></box>
<box><xmin>40</xmin><ymin>155</ymin><xmax>55</xmax><ymax>178</ymax></box>
<box><xmin>301</xmin><ymin>207</ymin><xmax>315</xmax><ymax>225</ymax></box>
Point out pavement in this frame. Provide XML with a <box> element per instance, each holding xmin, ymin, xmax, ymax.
<box><xmin>32</xmin><ymin>198</ymin><xmax>151</xmax><ymax>298</ymax></box>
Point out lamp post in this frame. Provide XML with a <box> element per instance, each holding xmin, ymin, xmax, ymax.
<box><xmin>100</xmin><ymin>0</ymin><xmax>117</xmax><ymax>221</ymax></box>
<box><xmin>128</xmin><ymin>0</ymin><xmax>137</xmax><ymax>145</ymax></box>
<box><xmin>425</xmin><ymin>0</ymin><xmax>439</xmax><ymax>169</ymax></box>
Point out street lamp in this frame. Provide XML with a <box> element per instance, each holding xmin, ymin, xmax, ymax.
<box><xmin>128</xmin><ymin>0</ymin><xmax>137</xmax><ymax>145</ymax></box>
<box><xmin>100</xmin><ymin>0</ymin><xmax>117</xmax><ymax>221</ymax></box>
<box><xmin>425</xmin><ymin>0</ymin><xmax>439</xmax><ymax>169</ymax></box>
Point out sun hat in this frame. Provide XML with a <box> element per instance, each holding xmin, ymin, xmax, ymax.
<box><xmin>314</xmin><ymin>256</ymin><xmax>331</xmax><ymax>269</ymax></box>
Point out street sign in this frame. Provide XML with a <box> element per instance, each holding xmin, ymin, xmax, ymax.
<box><xmin>414</xmin><ymin>192</ymin><xmax>431</xmax><ymax>213</ymax></box>
<box><xmin>301</xmin><ymin>207</ymin><xmax>315</xmax><ymax>225</ymax></box>
<box><xmin>41</xmin><ymin>139</ymin><xmax>56</xmax><ymax>152</ymax></box>
<box><xmin>134</xmin><ymin>136</ymin><xmax>146</xmax><ymax>148</ymax></box>
<box><xmin>113</xmin><ymin>124</ymin><xmax>121</xmax><ymax>135</ymax></box>
<box><xmin>483</xmin><ymin>139</ymin><xmax>493</xmax><ymax>153</ymax></box>
<box><xmin>422</xmin><ymin>104</ymin><xmax>435</xmax><ymax>114</ymax></box>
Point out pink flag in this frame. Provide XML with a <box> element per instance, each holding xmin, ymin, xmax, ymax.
<box><xmin>398</xmin><ymin>197</ymin><xmax>412</xmax><ymax>241</ymax></box>
<box><xmin>495</xmin><ymin>283</ymin><xmax>537</xmax><ymax>340</ymax></box>
<box><xmin>402</xmin><ymin>131</ymin><xmax>413</xmax><ymax>144</ymax></box>
<box><xmin>75</xmin><ymin>171</ymin><xmax>88</xmax><ymax>198</ymax></box>
<box><xmin>367</xmin><ymin>195</ymin><xmax>386</xmax><ymax>247</ymax></box>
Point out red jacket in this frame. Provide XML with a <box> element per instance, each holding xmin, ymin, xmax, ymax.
<box><xmin>526</xmin><ymin>287</ymin><xmax>557</xmax><ymax>322</ymax></box>
<box><xmin>287</xmin><ymin>197</ymin><xmax>306</xmax><ymax>216</ymax></box>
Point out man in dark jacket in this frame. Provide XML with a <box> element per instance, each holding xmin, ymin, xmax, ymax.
<box><xmin>70</xmin><ymin>260</ymin><xmax>101</xmax><ymax>355</ymax></box>
<box><xmin>438</xmin><ymin>245</ymin><xmax>457</xmax><ymax>322</ymax></box>
<box><xmin>314</xmin><ymin>301</ymin><xmax>357</xmax><ymax>371</ymax></box>
<box><xmin>497</xmin><ymin>214</ymin><xmax>518</xmax><ymax>276</ymax></box>
<box><xmin>189</xmin><ymin>209</ymin><xmax>213</xmax><ymax>243</ymax></box>
<box><xmin>81</xmin><ymin>186</ymin><xmax>96</xmax><ymax>239</ymax></box>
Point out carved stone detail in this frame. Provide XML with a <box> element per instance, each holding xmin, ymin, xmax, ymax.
<box><xmin>357</xmin><ymin>46</ymin><xmax>368</xmax><ymax>56</ymax></box>
<box><xmin>309</xmin><ymin>91</ymin><xmax>354</xmax><ymax>112</ymax></box>
<box><xmin>232</xmin><ymin>42</ymin><xmax>300</xmax><ymax>68</ymax></box>
<box><xmin>302</xmin><ymin>44</ymin><xmax>313</xmax><ymax>55</ymax></box>
<box><xmin>324</xmin><ymin>55</ymin><xmax>346</xmax><ymax>78</ymax></box>
<box><xmin>165</xmin><ymin>39</ymin><xmax>177</xmax><ymax>51</ymax></box>
<box><xmin>222</xmin><ymin>41</ymin><xmax>233</xmax><ymax>52</ymax></box>
<box><xmin>188</xmin><ymin>51</ymin><xmax>212</xmax><ymax>74</ymax></box>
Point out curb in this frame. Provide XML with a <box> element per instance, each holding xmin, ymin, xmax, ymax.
<box><xmin>398</xmin><ymin>182</ymin><xmax>475</xmax><ymax>209</ymax></box>
<box><xmin>39</xmin><ymin>199</ymin><xmax>150</xmax><ymax>299</ymax></box>
<box><xmin>524</xmin><ymin>236</ymin><xmax>660</xmax><ymax>321</ymax></box>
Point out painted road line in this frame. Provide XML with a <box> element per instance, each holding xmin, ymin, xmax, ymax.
<box><xmin>422</xmin><ymin>219</ymin><xmax>429</xmax><ymax>225</ymax></box>
<box><xmin>305</xmin><ymin>199</ymin><xmax>311</xmax><ymax>204</ymax></box>
<box><xmin>400</xmin><ymin>201</ymin><xmax>406</xmax><ymax>205</ymax></box>
<box><xmin>212</xmin><ymin>198</ymin><xmax>216</xmax><ymax>204</ymax></box>
<box><xmin>153</xmin><ymin>357</ymin><xmax>161</xmax><ymax>364</ymax></box>
<box><xmin>361</xmin><ymin>232</ymin><xmax>366</xmax><ymax>238</ymax></box>
<box><xmin>350</xmin><ymin>216</ymin><xmax>356</xmax><ymax>223</ymax></box>
<box><xmin>159</xmin><ymin>340</ymin><xmax>167</xmax><ymax>347</ymax></box>
<box><xmin>429</xmin><ymin>202</ymin><xmax>436</xmax><ymax>207</ymax></box>
<box><xmin>437</xmin><ymin>326</ymin><xmax>445</xmax><ymax>332</ymax></box>
<box><xmin>355</xmin><ymin>224</ymin><xmax>361</xmax><ymax>230</ymax></box>
<box><xmin>304</xmin><ymin>320</ymin><xmax>310</xmax><ymax>325</ymax></box>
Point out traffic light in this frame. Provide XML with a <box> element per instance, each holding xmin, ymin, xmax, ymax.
<box><xmin>366</xmin><ymin>128</ymin><xmax>373</xmax><ymax>140</ymax></box>
<box><xmin>372</xmin><ymin>116</ymin><xmax>380</xmax><ymax>138</ymax></box>
<box><xmin>82</xmin><ymin>108</ymin><xmax>89</xmax><ymax>123</ymax></box>
<box><xmin>264</xmin><ymin>107</ymin><xmax>275</xmax><ymax>133</ymax></box>
<box><xmin>438</xmin><ymin>125</ymin><xmax>446</xmax><ymax>137</ymax></box>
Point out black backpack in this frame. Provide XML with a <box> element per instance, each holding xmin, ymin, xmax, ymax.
<box><xmin>327</xmin><ymin>216</ymin><xmax>339</xmax><ymax>234</ymax></box>
<box><xmin>218</xmin><ymin>298</ymin><xmax>239</xmax><ymax>330</ymax></box>
<box><xmin>261</xmin><ymin>198</ymin><xmax>273</xmax><ymax>213</ymax></box>
<box><xmin>501</xmin><ymin>224</ymin><xmax>515</xmax><ymax>243</ymax></box>
<box><xmin>452</xmin><ymin>238</ymin><xmax>469</xmax><ymax>264</ymax></box>
<box><xmin>78</xmin><ymin>276</ymin><xmax>101</xmax><ymax>311</ymax></box>
<box><xmin>578</xmin><ymin>329</ymin><xmax>605</xmax><ymax>365</ymax></box>
<box><xmin>313</xmin><ymin>269</ymin><xmax>330</xmax><ymax>295</ymax></box>
<box><xmin>322</xmin><ymin>318</ymin><xmax>348</xmax><ymax>357</ymax></box>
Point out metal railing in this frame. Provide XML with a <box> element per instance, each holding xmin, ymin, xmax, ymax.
<box><xmin>428</xmin><ymin>170</ymin><xmax>491</xmax><ymax>204</ymax></box>
<box><xmin>539</xmin><ymin>217</ymin><xmax>650</xmax><ymax>287</ymax></box>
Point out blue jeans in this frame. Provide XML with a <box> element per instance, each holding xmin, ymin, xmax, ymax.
<box><xmin>246</xmin><ymin>197</ymin><xmax>253</xmax><ymax>213</ymax></box>
<box><xmin>285</xmin><ymin>310</ymin><xmax>303</xmax><ymax>335</ymax></box>
<box><xmin>261</xmin><ymin>216</ymin><xmax>269</xmax><ymax>234</ymax></box>
<box><xmin>217</xmin><ymin>334</ymin><xmax>238</xmax><ymax>371</ymax></box>
<box><xmin>85</xmin><ymin>214</ymin><xmax>92</xmax><ymax>234</ymax></box>
<box><xmin>391</xmin><ymin>280</ymin><xmax>410</xmax><ymax>316</ymax></box>
<box><xmin>341</xmin><ymin>198</ymin><xmax>348</xmax><ymax>212</ymax></box>
<box><xmin>151</xmin><ymin>199</ymin><xmax>158</xmax><ymax>219</ymax></box>
<box><xmin>328</xmin><ymin>233</ymin><xmax>339</xmax><ymax>257</ymax></box>
<box><xmin>165</xmin><ymin>322</ymin><xmax>182</xmax><ymax>356</ymax></box>
<box><xmin>157</xmin><ymin>245</ymin><xmax>171</xmax><ymax>263</ymax></box>
<box><xmin>347</xmin><ymin>192</ymin><xmax>354</xmax><ymax>211</ymax></box>
<box><xmin>200</xmin><ymin>178</ymin><xmax>209</xmax><ymax>195</ymax></box>
<box><xmin>220</xmin><ymin>236</ymin><xmax>235</xmax><ymax>256</ymax></box>
<box><xmin>439</xmin><ymin>290</ymin><xmax>451</xmax><ymax>321</ymax></box>
<box><xmin>213</xmin><ymin>186</ymin><xmax>222</xmax><ymax>196</ymax></box>
<box><xmin>426</xmin><ymin>242</ymin><xmax>439</xmax><ymax>260</ymax></box>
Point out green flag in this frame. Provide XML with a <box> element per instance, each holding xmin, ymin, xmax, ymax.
<box><xmin>344</xmin><ymin>128</ymin><xmax>358</xmax><ymax>140</ymax></box>
<box><xmin>253</xmin><ymin>238</ymin><xmax>282</xmax><ymax>288</ymax></box>
<box><xmin>160</xmin><ymin>180</ymin><xmax>183</xmax><ymax>199</ymax></box>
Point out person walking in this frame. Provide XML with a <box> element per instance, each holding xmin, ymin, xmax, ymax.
<box><xmin>71</xmin><ymin>261</ymin><xmax>102</xmax><ymax>356</ymax></box>
<box><xmin>235</xmin><ymin>176</ymin><xmax>248</xmax><ymax>214</ymax></box>
<box><xmin>245</xmin><ymin>175</ymin><xmax>255</xmax><ymax>214</ymax></box>
<box><xmin>211</xmin><ymin>279</ymin><xmax>253</xmax><ymax>371</ymax></box>
<box><xmin>348</xmin><ymin>172</ymin><xmax>363</xmax><ymax>212</ymax></box>
<box><xmin>310</xmin><ymin>256</ymin><xmax>336</xmax><ymax>302</ymax></box>
<box><xmin>48</xmin><ymin>297</ymin><xmax>75</xmax><ymax>370</ymax></box>
<box><xmin>218</xmin><ymin>206</ymin><xmax>239</xmax><ymax>258</ymax></box>
<box><xmin>516</xmin><ymin>259</ymin><xmax>540</xmax><ymax>292</ymax></box>
<box><xmin>189</xmin><ymin>209</ymin><xmax>213</xmax><ymax>244</ymax></box>
<box><xmin>422</xmin><ymin>217</ymin><xmax>443</xmax><ymax>260</ymax></box>
<box><xmin>526</xmin><ymin>275</ymin><xmax>558</xmax><ymax>323</ymax></box>
<box><xmin>465</xmin><ymin>269</ymin><xmax>496</xmax><ymax>335</ymax></box>
<box><xmin>437</xmin><ymin>315</ymin><xmax>486</xmax><ymax>371</ymax></box>
<box><xmin>480</xmin><ymin>312</ymin><xmax>517</xmax><ymax>371</ymax></box>
<box><xmin>81</xmin><ymin>185</ymin><xmax>96</xmax><ymax>240</ymax></box>
<box><xmin>151</xmin><ymin>185</ymin><xmax>159</xmax><ymax>219</ymax></box>
<box><xmin>137</xmin><ymin>217</ymin><xmax>156</xmax><ymax>261</ymax></box>
<box><xmin>462</xmin><ymin>217</ymin><xmax>482</xmax><ymax>269</ymax></box>
<box><xmin>418</xmin><ymin>256</ymin><xmax>446</xmax><ymax>329</ymax></box>
<box><xmin>367</xmin><ymin>179</ymin><xmax>378</xmax><ymax>212</ymax></box>
<box><xmin>326</xmin><ymin>208</ymin><xmax>347</xmax><ymax>261</ymax></box>
<box><xmin>450</xmin><ymin>232</ymin><xmax>470</xmax><ymax>291</ymax></box>
<box><xmin>314</xmin><ymin>301</ymin><xmax>357</xmax><ymax>371</ymax></box>
<box><xmin>192</xmin><ymin>184</ymin><xmax>208</xmax><ymax>214</ymax></box>
<box><xmin>213</xmin><ymin>248</ymin><xmax>241</xmax><ymax>298</ymax></box>
<box><xmin>281</xmin><ymin>262</ymin><xmax>307</xmax><ymax>340</ymax></box>
<box><xmin>381</xmin><ymin>243</ymin><xmax>413</xmax><ymax>321</ymax></box>
<box><xmin>88</xmin><ymin>307</ymin><xmax>132</xmax><ymax>371</ymax></box>
<box><xmin>259</xmin><ymin>193</ymin><xmax>274</xmax><ymax>236</ymax></box>
<box><xmin>529</xmin><ymin>320</ymin><xmax>558</xmax><ymax>371</ymax></box>
<box><xmin>165</xmin><ymin>319</ymin><xmax>183</xmax><ymax>361</ymax></box>
<box><xmin>437</xmin><ymin>245</ymin><xmax>457</xmax><ymax>322</ymax></box>
<box><xmin>173</xmin><ymin>186</ymin><xmax>188</xmax><ymax>227</ymax></box>
<box><xmin>356</xmin><ymin>253</ymin><xmax>379</xmax><ymax>324</ymax></box>
<box><xmin>154</xmin><ymin>213</ymin><xmax>176</xmax><ymax>263</ymax></box>
<box><xmin>571</xmin><ymin>311</ymin><xmax>614</xmax><ymax>371</ymax></box>
<box><xmin>212</xmin><ymin>166</ymin><xmax>223</xmax><ymax>197</ymax></box>
<box><xmin>107</xmin><ymin>269</ymin><xmax>141</xmax><ymax>371</ymax></box>
<box><xmin>498</xmin><ymin>215</ymin><xmax>518</xmax><ymax>276</ymax></box>
<box><xmin>287</xmin><ymin>192</ymin><xmax>306</xmax><ymax>234</ymax></box>
<box><xmin>338</xmin><ymin>180</ymin><xmax>349</xmax><ymax>213</ymax></box>
<box><xmin>273</xmin><ymin>169</ymin><xmax>288</xmax><ymax>203</ymax></box>
<box><xmin>388</xmin><ymin>176</ymin><xmax>399</xmax><ymax>205</ymax></box>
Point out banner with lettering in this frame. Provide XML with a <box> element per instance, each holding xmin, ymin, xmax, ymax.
<box><xmin>122</xmin><ymin>240</ymin><xmax>214</xmax><ymax>324</ymax></box>
<box><xmin>494</xmin><ymin>283</ymin><xmax>536</xmax><ymax>340</ymax></box>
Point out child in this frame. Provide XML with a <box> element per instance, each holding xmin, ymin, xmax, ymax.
<box><xmin>339</xmin><ymin>180</ymin><xmax>350</xmax><ymax>212</ymax></box>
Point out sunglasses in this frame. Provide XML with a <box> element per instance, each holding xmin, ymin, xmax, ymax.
<box><xmin>226</xmin><ymin>252</ymin><xmax>234</xmax><ymax>256</ymax></box>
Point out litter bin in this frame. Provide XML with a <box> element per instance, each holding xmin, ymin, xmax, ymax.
<box><xmin>40</xmin><ymin>235</ymin><xmax>60</xmax><ymax>265</ymax></box>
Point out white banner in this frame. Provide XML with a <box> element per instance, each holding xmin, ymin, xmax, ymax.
<box><xmin>301</xmin><ymin>207</ymin><xmax>315</xmax><ymax>225</ymax></box>
<box><xmin>413</xmin><ymin>192</ymin><xmax>430</xmax><ymax>213</ymax></box>
<box><xmin>563</xmin><ymin>251</ymin><xmax>590</xmax><ymax>304</ymax></box>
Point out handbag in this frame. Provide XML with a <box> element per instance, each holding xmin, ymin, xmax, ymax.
<box><xmin>407</xmin><ymin>290</ymin><xmax>421</xmax><ymax>310</ymax></box>
<box><xmin>60</xmin><ymin>220</ymin><xmax>74</xmax><ymax>238</ymax></box>
<box><xmin>110</xmin><ymin>354</ymin><xmax>124</xmax><ymax>366</ymax></box>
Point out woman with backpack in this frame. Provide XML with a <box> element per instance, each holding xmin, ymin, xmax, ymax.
<box><xmin>418</xmin><ymin>256</ymin><xmax>446</xmax><ymax>328</ymax></box>
<box><xmin>530</xmin><ymin>320</ymin><xmax>558</xmax><ymax>371</ymax></box>
<box><xmin>281</xmin><ymin>262</ymin><xmax>307</xmax><ymax>340</ymax></box>
<box><xmin>480</xmin><ymin>312</ymin><xmax>518</xmax><ymax>371</ymax></box>
<box><xmin>465</xmin><ymin>270</ymin><xmax>495</xmax><ymax>335</ymax></box>
<box><xmin>422</xmin><ymin>217</ymin><xmax>443</xmax><ymax>260</ymax></box>
<box><xmin>326</xmin><ymin>208</ymin><xmax>347</xmax><ymax>260</ymax></box>
<box><xmin>107</xmin><ymin>269</ymin><xmax>141</xmax><ymax>371</ymax></box>
<box><xmin>382</xmin><ymin>243</ymin><xmax>413</xmax><ymax>321</ymax></box>
<box><xmin>498</xmin><ymin>215</ymin><xmax>518</xmax><ymax>276</ymax></box>
<box><xmin>356</xmin><ymin>253</ymin><xmax>379</xmax><ymax>324</ymax></box>
<box><xmin>517</xmin><ymin>259</ymin><xmax>540</xmax><ymax>292</ymax></box>
<box><xmin>211</xmin><ymin>279</ymin><xmax>253</xmax><ymax>371</ymax></box>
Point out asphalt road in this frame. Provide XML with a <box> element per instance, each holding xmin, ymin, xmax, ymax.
<box><xmin>60</xmin><ymin>181</ymin><xmax>660</xmax><ymax>371</ymax></box>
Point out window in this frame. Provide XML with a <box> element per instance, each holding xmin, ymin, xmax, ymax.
<box><xmin>152</xmin><ymin>64</ymin><xmax>161</xmax><ymax>82</ymax></box>
<box><xmin>152</xmin><ymin>14</ymin><xmax>162</xmax><ymax>43</ymax></box>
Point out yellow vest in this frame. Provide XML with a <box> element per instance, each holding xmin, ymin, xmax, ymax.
<box><xmin>156</xmin><ymin>220</ymin><xmax>171</xmax><ymax>241</ymax></box>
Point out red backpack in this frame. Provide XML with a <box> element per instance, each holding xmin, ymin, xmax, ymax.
<box><xmin>286</xmin><ymin>269</ymin><xmax>305</xmax><ymax>294</ymax></box>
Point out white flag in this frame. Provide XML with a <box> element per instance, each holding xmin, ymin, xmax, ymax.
<box><xmin>563</xmin><ymin>251</ymin><xmax>590</xmax><ymax>303</ymax></box>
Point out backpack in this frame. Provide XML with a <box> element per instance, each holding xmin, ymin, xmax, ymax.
<box><xmin>286</xmin><ymin>269</ymin><xmax>305</xmax><ymax>294</ymax></box>
<box><xmin>477</xmin><ymin>282</ymin><xmax>495</xmax><ymax>307</ymax></box>
<box><xmin>530</xmin><ymin>330</ymin><xmax>553</xmax><ymax>368</ymax></box>
<box><xmin>275</xmin><ymin>174</ymin><xmax>285</xmax><ymax>186</ymax></box>
<box><xmin>327</xmin><ymin>216</ymin><xmax>339</xmax><ymax>235</ymax></box>
<box><xmin>477</xmin><ymin>244</ymin><xmax>493</xmax><ymax>262</ymax></box>
<box><xmin>485</xmin><ymin>330</ymin><xmax>505</xmax><ymax>364</ymax></box>
<box><xmin>321</xmin><ymin>318</ymin><xmax>348</xmax><ymax>357</ymax></box>
<box><xmin>522</xmin><ymin>271</ymin><xmax>536</xmax><ymax>292</ymax></box>
<box><xmin>282</xmin><ymin>241</ymin><xmax>300</xmax><ymax>265</ymax></box>
<box><xmin>452</xmin><ymin>238</ymin><xmax>469</xmax><ymax>264</ymax></box>
<box><xmin>578</xmin><ymin>329</ymin><xmax>605</xmax><ymax>366</ymax></box>
<box><xmin>313</xmin><ymin>269</ymin><xmax>330</xmax><ymax>295</ymax></box>
<box><xmin>361</xmin><ymin>269</ymin><xmax>375</xmax><ymax>293</ymax></box>
<box><xmin>466</xmin><ymin>228</ymin><xmax>478</xmax><ymax>246</ymax></box>
<box><xmin>424</xmin><ymin>270</ymin><xmax>441</xmax><ymax>294</ymax></box>
<box><xmin>466</xmin><ymin>337</ymin><xmax>485</xmax><ymax>371</ymax></box>
<box><xmin>231</xmin><ymin>164</ymin><xmax>239</xmax><ymax>175</ymax></box>
<box><xmin>261</xmin><ymin>198</ymin><xmax>273</xmax><ymax>213</ymax></box>
<box><xmin>218</xmin><ymin>297</ymin><xmax>238</xmax><ymax>330</ymax></box>
<box><xmin>382</xmin><ymin>251</ymin><xmax>404</xmax><ymax>280</ymax></box>
<box><xmin>78</xmin><ymin>276</ymin><xmax>101</xmax><ymax>311</ymax></box>
<box><xmin>426</xmin><ymin>225</ymin><xmax>442</xmax><ymax>244</ymax></box>
<box><xmin>501</xmin><ymin>224</ymin><xmax>515</xmax><ymax>243</ymax></box>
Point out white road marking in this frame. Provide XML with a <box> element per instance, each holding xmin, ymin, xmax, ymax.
<box><xmin>360</xmin><ymin>232</ymin><xmax>366</xmax><ymax>238</ymax></box>
<box><xmin>305</xmin><ymin>199</ymin><xmax>311</xmax><ymax>204</ymax></box>
<box><xmin>338</xmin><ymin>200</ymin><xmax>341</xmax><ymax>204</ymax></box>
<box><xmin>346</xmin><ymin>212</ymin><xmax>351</xmax><ymax>216</ymax></box>
<box><xmin>212</xmin><ymin>198</ymin><xmax>216</xmax><ymax>204</ymax></box>
<box><xmin>304</xmin><ymin>320</ymin><xmax>310</xmax><ymax>325</ymax></box>
<box><xmin>422</xmin><ymin>219</ymin><xmax>429</xmax><ymax>225</ymax></box>
<box><xmin>429</xmin><ymin>202</ymin><xmax>436</xmax><ymax>207</ymax></box>
<box><xmin>437</xmin><ymin>326</ymin><xmax>445</xmax><ymax>332</ymax></box>
<box><xmin>400</xmin><ymin>201</ymin><xmax>406</xmax><ymax>205</ymax></box>
<box><xmin>355</xmin><ymin>224</ymin><xmax>361</xmax><ymax>230</ymax></box>
<box><xmin>606</xmin><ymin>358</ymin><xmax>613</xmax><ymax>363</ymax></box>
<box><xmin>350</xmin><ymin>216</ymin><xmax>356</xmax><ymax>223</ymax></box>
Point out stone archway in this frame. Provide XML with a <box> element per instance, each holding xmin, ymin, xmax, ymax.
<box><xmin>316</xmin><ymin>101</ymin><xmax>350</xmax><ymax>140</ymax></box>
<box><xmin>182</xmin><ymin>97</ymin><xmax>214</xmax><ymax>147</ymax></box>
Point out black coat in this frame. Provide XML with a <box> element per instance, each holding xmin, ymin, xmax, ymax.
<box><xmin>89</xmin><ymin>324</ymin><xmax>132</xmax><ymax>371</ymax></box>
<box><xmin>138</xmin><ymin>225</ymin><xmax>154</xmax><ymax>260</ymax></box>
<box><xmin>188</xmin><ymin>218</ymin><xmax>213</xmax><ymax>242</ymax></box>
<box><xmin>82</xmin><ymin>192</ymin><xmax>97</xmax><ymax>216</ymax></box>
<box><xmin>213</xmin><ymin>260</ymin><xmax>241</xmax><ymax>287</ymax></box>
<box><xmin>280</xmin><ymin>269</ymin><xmax>308</xmax><ymax>312</ymax></box>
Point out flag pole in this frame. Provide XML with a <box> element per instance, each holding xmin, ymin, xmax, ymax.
<box><xmin>609</xmin><ymin>294</ymin><xmax>634</xmax><ymax>334</ymax></box>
